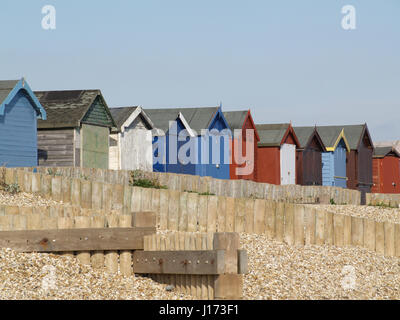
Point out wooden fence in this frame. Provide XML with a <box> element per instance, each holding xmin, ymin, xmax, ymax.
<box><xmin>22</xmin><ymin>166</ymin><xmax>362</xmax><ymax>205</ymax></box>
<box><xmin>366</xmin><ymin>193</ymin><xmax>400</xmax><ymax>208</ymax></box>
<box><xmin>0</xmin><ymin>208</ymin><xmax>245</xmax><ymax>300</ymax></box>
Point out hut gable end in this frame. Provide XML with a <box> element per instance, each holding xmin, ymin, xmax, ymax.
<box><xmin>82</xmin><ymin>96</ymin><xmax>114</xmax><ymax>127</ymax></box>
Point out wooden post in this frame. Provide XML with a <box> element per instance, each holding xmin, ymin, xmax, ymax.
<box><xmin>234</xmin><ymin>198</ymin><xmax>246</xmax><ymax>233</ymax></box>
<box><xmin>294</xmin><ymin>205</ymin><xmax>304</xmax><ymax>245</ymax></box>
<box><xmin>198</xmin><ymin>196</ymin><xmax>208</xmax><ymax>233</ymax></box>
<box><xmin>304</xmin><ymin>207</ymin><xmax>316</xmax><ymax>245</ymax></box>
<box><xmin>375</xmin><ymin>221</ymin><xmax>385</xmax><ymax>255</ymax></box>
<box><xmin>324</xmin><ymin>211</ymin><xmax>334</xmax><ymax>245</ymax></box>
<box><xmin>90</xmin><ymin>215</ymin><xmax>105</xmax><ymax>268</ymax></box>
<box><xmin>187</xmin><ymin>193</ymin><xmax>199</xmax><ymax>232</ymax></box>
<box><xmin>384</xmin><ymin>222</ymin><xmax>395</xmax><ymax>257</ymax></box>
<box><xmin>75</xmin><ymin>216</ymin><xmax>91</xmax><ymax>265</ymax></box>
<box><xmin>333</xmin><ymin>213</ymin><xmax>345</xmax><ymax>247</ymax></box>
<box><xmin>57</xmin><ymin>217</ymin><xmax>74</xmax><ymax>259</ymax></box>
<box><xmin>363</xmin><ymin>219</ymin><xmax>376</xmax><ymax>251</ymax></box>
<box><xmin>225</xmin><ymin>197</ymin><xmax>235</xmax><ymax>232</ymax></box>
<box><xmin>168</xmin><ymin>190</ymin><xmax>180</xmax><ymax>231</ymax></box>
<box><xmin>105</xmin><ymin>215</ymin><xmax>119</xmax><ymax>273</ymax></box>
<box><xmin>351</xmin><ymin>217</ymin><xmax>364</xmax><ymax>247</ymax></box>
<box><xmin>253</xmin><ymin>199</ymin><xmax>268</xmax><ymax>236</ymax></box>
<box><xmin>216</xmin><ymin>196</ymin><xmax>226</xmax><ymax>232</ymax></box>
<box><xmin>178</xmin><ymin>193</ymin><xmax>188</xmax><ymax>232</ymax></box>
<box><xmin>207</xmin><ymin>196</ymin><xmax>218</xmax><ymax>233</ymax></box>
<box><xmin>213</xmin><ymin>232</ymin><xmax>242</xmax><ymax>300</ymax></box>
<box><xmin>395</xmin><ymin>224</ymin><xmax>400</xmax><ymax>258</ymax></box>
<box><xmin>275</xmin><ymin>202</ymin><xmax>285</xmax><ymax>242</ymax></box>
<box><xmin>284</xmin><ymin>203</ymin><xmax>294</xmax><ymax>245</ymax></box>
<box><xmin>315</xmin><ymin>210</ymin><xmax>325</xmax><ymax>245</ymax></box>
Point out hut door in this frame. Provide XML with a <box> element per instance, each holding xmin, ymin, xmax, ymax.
<box><xmin>280</xmin><ymin>143</ymin><xmax>296</xmax><ymax>185</ymax></box>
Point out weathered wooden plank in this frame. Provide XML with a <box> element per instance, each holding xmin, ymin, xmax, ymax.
<box><xmin>0</xmin><ymin>227</ymin><xmax>155</xmax><ymax>252</ymax></box>
<box><xmin>132</xmin><ymin>250</ymin><xmax>225</xmax><ymax>275</ymax></box>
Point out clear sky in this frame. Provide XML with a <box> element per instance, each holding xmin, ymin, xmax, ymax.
<box><xmin>1</xmin><ymin>0</ymin><xmax>399</xmax><ymax>141</ymax></box>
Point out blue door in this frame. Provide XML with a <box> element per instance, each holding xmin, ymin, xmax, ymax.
<box><xmin>333</xmin><ymin>140</ymin><xmax>347</xmax><ymax>188</ymax></box>
<box><xmin>322</xmin><ymin>152</ymin><xmax>334</xmax><ymax>186</ymax></box>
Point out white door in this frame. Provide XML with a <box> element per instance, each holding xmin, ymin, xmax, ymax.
<box><xmin>280</xmin><ymin>143</ymin><xmax>296</xmax><ymax>185</ymax></box>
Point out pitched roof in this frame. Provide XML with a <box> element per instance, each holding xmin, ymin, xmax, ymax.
<box><xmin>373</xmin><ymin>146</ymin><xmax>400</xmax><ymax>158</ymax></box>
<box><xmin>316</xmin><ymin>124</ymin><xmax>371</xmax><ymax>150</ymax></box>
<box><xmin>35</xmin><ymin>90</ymin><xmax>115</xmax><ymax>129</ymax></box>
<box><xmin>223</xmin><ymin>111</ymin><xmax>248</xmax><ymax>130</ymax></box>
<box><xmin>110</xmin><ymin>106</ymin><xmax>154</xmax><ymax>132</ymax></box>
<box><xmin>0</xmin><ymin>80</ymin><xmax>19</xmax><ymax>105</ymax></box>
<box><xmin>255</xmin><ymin>123</ymin><xmax>293</xmax><ymax>147</ymax></box>
<box><xmin>0</xmin><ymin>79</ymin><xmax>46</xmax><ymax>119</ymax></box>
<box><xmin>374</xmin><ymin>140</ymin><xmax>400</xmax><ymax>154</ymax></box>
<box><xmin>316</xmin><ymin>126</ymin><xmax>351</xmax><ymax>152</ymax></box>
<box><xmin>144</xmin><ymin>107</ymin><xmax>220</xmax><ymax>133</ymax></box>
<box><xmin>293</xmin><ymin>126</ymin><xmax>325</xmax><ymax>151</ymax></box>
<box><xmin>293</xmin><ymin>126</ymin><xmax>316</xmax><ymax>149</ymax></box>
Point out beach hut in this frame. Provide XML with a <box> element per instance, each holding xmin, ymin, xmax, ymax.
<box><xmin>255</xmin><ymin>123</ymin><xmax>300</xmax><ymax>185</ymax></box>
<box><xmin>0</xmin><ymin>78</ymin><xmax>46</xmax><ymax>167</ymax></box>
<box><xmin>372</xmin><ymin>146</ymin><xmax>400</xmax><ymax>194</ymax></box>
<box><xmin>36</xmin><ymin>90</ymin><xmax>116</xmax><ymax>169</ymax></box>
<box><xmin>109</xmin><ymin>106</ymin><xmax>154</xmax><ymax>171</ymax></box>
<box><xmin>145</xmin><ymin>106</ymin><xmax>232</xmax><ymax>179</ymax></box>
<box><xmin>293</xmin><ymin>126</ymin><xmax>326</xmax><ymax>186</ymax></box>
<box><xmin>223</xmin><ymin>110</ymin><xmax>260</xmax><ymax>181</ymax></box>
<box><xmin>342</xmin><ymin>124</ymin><xmax>374</xmax><ymax>203</ymax></box>
<box><xmin>316</xmin><ymin>127</ymin><xmax>350</xmax><ymax>188</ymax></box>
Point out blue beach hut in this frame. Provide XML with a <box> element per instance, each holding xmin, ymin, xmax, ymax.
<box><xmin>145</xmin><ymin>106</ymin><xmax>232</xmax><ymax>179</ymax></box>
<box><xmin>0</xmin><ymin>78</ymin><xmax>46</xmax><ymax>167</ymax></box>
<box><xmin>317</xmin><ymin>127</ymin><xmax>350</xmax><ymax>188</ymax></box>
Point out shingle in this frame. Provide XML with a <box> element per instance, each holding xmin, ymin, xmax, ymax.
<box><xmin>256</xmin><ymin>123</ymin><xmax>290</xmax><ymax>147</ymax></box>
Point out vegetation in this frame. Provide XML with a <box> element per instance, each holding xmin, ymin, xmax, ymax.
<box><xmin>198</xmin><ymin>191</ymin><xmax>216</xmax><ymax>196</ymax></box>
<box><xmin>330</xmin><ymin>198</ymin><xmax>336</xmax><ymax>205</ymax></box>
<box><xmin>1</xmin><ymin>182</ymin><xmax>21</xmax><ymax>194</ymax></box>
<box><xmin>47</xmin><ymin>168</ymin><xmax>62</xmax><ymax>176</ymax></box>
<box><xmin>129</xmin><ymin>170</ymin><xmax>167</xmax><ymax>189</ymax></box>
<box><xmin>184</xmin><ymin>189</ymin><xmax>215</xmax><ymax>196</ymax></box>
<box><xmin>369</xmin><ymin>201</ymin><xmax>397</xmax><ymax>209</ymax></box>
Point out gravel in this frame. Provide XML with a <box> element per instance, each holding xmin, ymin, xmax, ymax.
<box><xmin>0</xmin><ymin>191</ymin><xmax>62</xmax><ymax>207</ymax></box>
<box><xmin>241</xmin><ymin>233</ymin><xmax>400</xmax><ymax>300</ymax></box>
<box><xmin>0</xmin><ymin>248</ymin><xmax>192</xmax><ymax>300</ymax></box>
<box><xmin>312</xmin><ymin>204</ymin><xmax>400</xmax><ymax>224</ymax></box>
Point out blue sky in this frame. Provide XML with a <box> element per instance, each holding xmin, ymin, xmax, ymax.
<box><xmin>1</xmin><ymin>0</ymin><xmax>399</xmax><ymax>141</ymax></box>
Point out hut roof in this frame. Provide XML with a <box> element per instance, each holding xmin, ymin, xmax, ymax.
<box><xmin>110</xmin><ymin>106</ymin><xmax>154</xmax><ymax>132</ymax></box>
<box><xmin>0</xmin><ymin>79</ymin><xmax>46</xmax><ymax>119</ymax></box>
<box><xmin>35</xmin><ymin>90</ymin><xmax>115</xmax><ymax>129</ymax></box>
<box><xmin>373</xmin><ymin>146</ymin><xmax>400</xmax><ymax>158</ymax></box>
<box><xmin>256</xmin><ymin>123</ymin><xmax>299</xmax><ymax>147</ymax></box>
<box><xmin>293</xmin><ymin>126</ymin><xmax>326</xmax><ymax>151</ymax></box>
<box><xmin>144</xmin><ymin>107</ymin><xmax>221</xmax><ymax>133</ymax></box>
<box><xmin>316</xmin><ymin>126</ymin><xmax>351</xmax><ymax>152</ymax></box>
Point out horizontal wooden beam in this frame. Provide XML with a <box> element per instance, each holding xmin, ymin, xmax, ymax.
<box><xmin>133</xmin><ymin>250</ymin><xmax>225</xmax><ymax>275</ymax></box>
<box><xmin>0</xmin><ymin>227</ymin><xmax>156</xmax><ymax>252</ymax></box>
